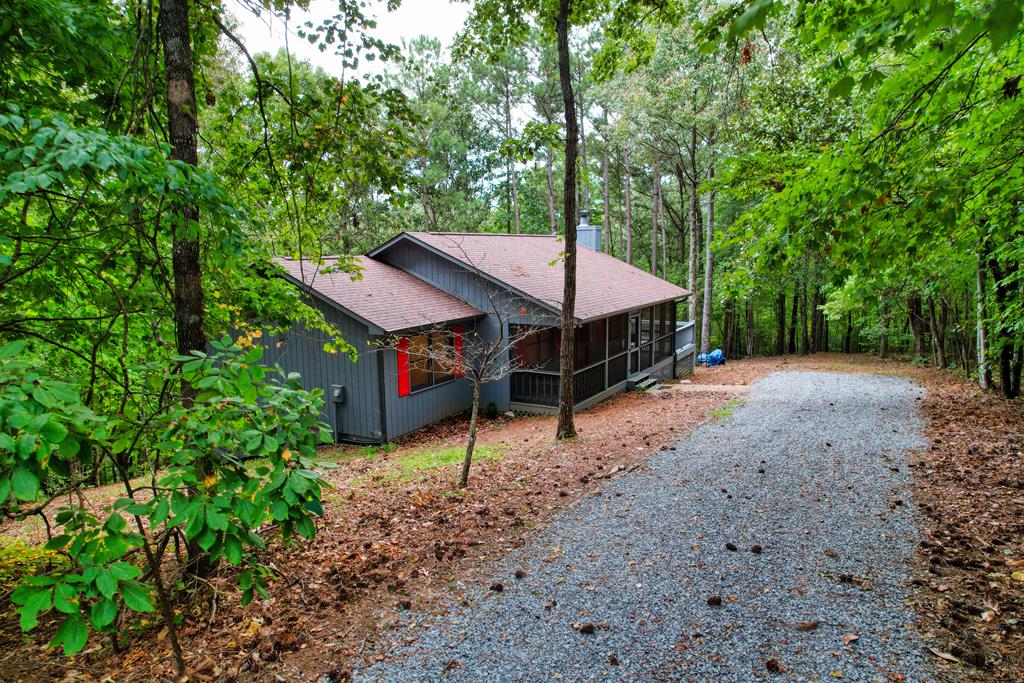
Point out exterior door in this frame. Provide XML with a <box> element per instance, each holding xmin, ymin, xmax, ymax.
<box><xmin>628</xmin><ymin>312</ymin><xmax>640</xmax><ymax>374</ymax></box>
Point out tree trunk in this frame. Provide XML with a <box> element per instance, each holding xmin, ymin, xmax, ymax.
<box><xmin>510</xmin><ymin>163</ymin><xmax>521</xmax><ymax>234</ymax></box>
<box><xmin>722</xmin><ymin>300</ymin><xmax>734</xmax><ymax>357</ymax></box>
<box><xmin>1012</xmin><ymin>346</ymin><xmax>1023</xmax><ymax>397</ymax></box>
<box><xmin>602</xmin><ymin>137</ymin><xmax>610</xmax><ymax>253</ymax></box>
<box><xmin>775</xmin><ymin>290</ymin><xmax>786</xmax><ymax>355</ymax></box>
<box><xmin>546</xmin><ymin>145</ymin><xmax>556</xmax><ymax>234</ymax></box>
<box><xmin>879</xmin><ymin>300</ymin><xmax>890</xmax><ymax>358</ymax></box>
<box><xmin>908</xmin><ymin>295</ymin><xmax>927</xmax><ymax>359</ymax></box>
<box><xmin>578</xmin><ymin>95</ymin><xmax>589</xmax><ymax>216</ymax></box>
<box><xmin>555</xmin><ymin>0</ymin><xmax>577</xmax><ymax>439</ymax></box>
<box><xmin>788</xmin><ymin>285</ymin><xmax>798</xmax><ymax>354</ymax></box>
<box><xmin>976</xmin><ymin>255</ymin><xmax>990</xmax><ymax>389</ymax></box>
<box><xmin>799</xmin><ymin>269</ymin><xmax>809</xmax><ymax>355</ymax></box>
<box><xmin>162</xmin><ymin>0</ymin><xmax>215</xmax><ymax>586</ymax></box>
<box><xmin>811</xmin><ymin>287</ymin><xmax>827</xmax><ymax>353</ymax></box>
<box><xmin>950</xmin><ymin>291</ymin><xmax>971</xmax><ymax>377</ymax></box>
<box><xmin>624</xmin><ymin>148</ymin><xmax>633</xmax><ymax>264</ymax></box>
<box><xmin>988</xmin><ymin>256</ymin><xmax>1020</xmax><ymax>398</ymax></box>
<box><xmin>745</xmin><ymin>298</ymin><xmax>755</xmax><ymax>357</ymax></box>
<box><xmin>159</xmin><ymin>0</ymin><xmax>204</xmax><ymax>675</ymax></box>
<box><xmin>686</xmin><ymin>126</ymin><xmax>700</xmax><ymax>326</ymax></box>
<box><xmin>420</xmin><ymin>155</ymin><xmax>431</xmax><ymax>231</ymax></box>
<box><xmin>926</xmin><ymin>296</ymin><xmax>947</xmax><ymax>368</ymax></box>
<box><xmin>660</xmin><ymin>193</ymin><xmax>668</xmax><ymax>280</ymax></box>
<box><xmin>459</xmin><ymin>383</ymin><xmax>481</xmax><ymax>487</ymax></box>
<box><xmin>843</xmin><ymin>312</ymin><xmax>852</xmax><ymax>353</ymax></box>
<box><xmin>700</xmin><ymin>166</ymin><xmax>714</xmax><ymax>355</ymax></box>
<box><xmin>504</xmin><ymin>72</ymin><xmax>520</xmax><ymax>234</ymax></box>
<box><xmin>651</xmin><ymin>157</ymin><xmax>660</xmax><ymax>276</ymax></box>
<box><xmin>613</xmin><ymin>153</ymin><xmax>623</xmax><ymax>256</ymax></box>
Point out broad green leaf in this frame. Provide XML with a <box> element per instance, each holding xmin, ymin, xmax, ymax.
<box><xmin>16</xmin><ymin>586</ymin><xmax>52</xmax><ymax>631</ymax></box>
<box><xmin>205</xmin><ymin>506</ymin><xmax>228</xmax><ymax>531</ymax></box>
<box><xmin>0</xmin><ymin>339</ymin><xmax>28</xmax><ymax>359</ymax></box>
<box><xmin>107</xmin><ymin>563</ymin><xmax>140</xmax><ymax>581</ymax></box>
<box><xmin>11</xmin><ymin>466</ymin><xmax>39</xmax><ymax>501</ymax></box>
<box><xmin>270</xmin><ymin>499</ymin><xmax>289</xmax><ymax>521</ymax></box>
<box><xmin>49</xmin><ymin>613</ymin><xmax>88</xmax><ymax>655</ymax></box>
<box><xmin>90</xmin><ymin>597</ymin><xmax>118</xmax><ymax>628</ymax></box>
<box><xmin>987</xmin><ymin>0</ymin><xmax>1023</xmax><ymax>50</ymax></box>
<box><xmin>53</xmin><ymin>582</ymin><xmax>79</xmax><ymax>614</ymax></box>
<box><xmin>295</xmin><ymin>515</ymin><xmax>316</xmax><ymax>539</ymax></box>
<box><xmin>287</xmin><ymin>473</ymin><xmax>308</xmax><ymax>495</ymax></box>
<box><xmin>224</xmin><ymin>535</ymin><xmax>243</xmax><ymax>565</ymax></box>
<box><xmin>119</xmin><ymin>581</ymin><xmax>154</xmax><ymax>612</ymax></box>
<box><xmin>96</xmin><ymin>571</ymin><xmax>117</xmax><ymax>599</ymax></box>
<box><xmin>197</xmin><ymin>526</ymin><xmax>218</xmax><ymax>552</ymax></box>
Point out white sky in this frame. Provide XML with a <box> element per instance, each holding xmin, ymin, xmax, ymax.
<box><xmin>231</xmin><ymin>0</ymin><xmax>470</xmax><ymax>79</ymax></box>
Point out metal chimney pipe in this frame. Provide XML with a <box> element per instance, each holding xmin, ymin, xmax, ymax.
<box><xmin>577</xmin><ymin>210</ymin><xmax>602</xmax><ymax>251</ymax></box>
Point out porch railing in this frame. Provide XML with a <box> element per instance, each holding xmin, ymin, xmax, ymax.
<box><xmin>675</xmin><ymin>321</ymin><xmax>696</xmax><ymax>354</ymax></box>
<box><xmin>511</xmin><ymin>319</ymin><xmax>694</xmax><ymax>408</ymax></box>
<box><xmin>509</xmin><ymin>370</ymin><xmax>560</xmax><ymax>407</ymax></box>
<box><xmin>510</xmin><ymin>359</ymin><xmax>609</xmax><ymax>408</ymax></box>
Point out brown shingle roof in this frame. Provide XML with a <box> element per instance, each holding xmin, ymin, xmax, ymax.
<box><xmin>395</xmin><ymin>232</ymin><xmax>690</xmax><ymax>321</ymax></box>
<box><xmin>275</xmin><ymin>256</ymin><xmax>482</xmax><ymax>333</ymax></box>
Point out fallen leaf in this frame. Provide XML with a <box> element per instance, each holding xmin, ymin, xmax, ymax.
<box><xmin>842</xmin><ymin>634</ymin><xmax>859</xmax><ymax>644</ymax></box>
<box><xmin>927</xmin><ymin>647</ymin><xmax>961</xmax><ymax>663</ymax></box>
<box><xmin>795</xmin><ymin>620</ymin><xmax>820</xmax><ymax>632</ymax></box>
<box><xmin>571</xmin><ymin>621</ymin><xmax>595</xmax><ymax>634</ymax></box>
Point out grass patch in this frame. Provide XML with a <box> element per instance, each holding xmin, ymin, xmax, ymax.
<box><xmin>352</xmin><ymin>443</ymin><xmax>507</xmax><ymax>487</ymax></box>
<box><xmin>387</xmin><ymin>444</ymin><xmax>505</xmax><ymax>482</ymax></box>
<box><xmin>711</xmin><ymin>399</ymin><xmax>744</xmax><ymax>418</ymax></box>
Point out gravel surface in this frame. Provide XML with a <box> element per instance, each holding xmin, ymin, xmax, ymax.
<box><xmin>354</xmin><ymin>371</ymin><xmax>931</xmax><ymax>682</ymax></box>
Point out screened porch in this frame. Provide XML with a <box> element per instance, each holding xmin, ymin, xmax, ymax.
<box><xmin>509</xmin><ymin>302</ymin><xmax>681</xmax><ymax>408</ymax></box>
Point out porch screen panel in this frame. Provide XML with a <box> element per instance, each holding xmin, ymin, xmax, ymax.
<box><xmin>608</xmin><ymin>314</ymin><xmax>628</xmax><ymax>355</ymax></box>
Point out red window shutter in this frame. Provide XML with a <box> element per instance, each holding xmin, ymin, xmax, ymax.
<box><xmin>397</xmin><ymin>337</ymin><xmax>410</xmax><ymax>397</ymax></box>
<box><xmin>453</xmin><ymin>326</ymin><xmax>464</xmax><ymax>378</ymax></box>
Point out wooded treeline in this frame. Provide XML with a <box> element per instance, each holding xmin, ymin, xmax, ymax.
<box><xmin>353</xmin><ymin>3</ymin><xmax>1024</xmax><ymax>397</ymax></box>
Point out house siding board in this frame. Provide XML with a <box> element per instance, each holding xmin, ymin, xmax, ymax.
<box><xmin>257</xmin><ymin>297</ymin><xmax>382</xmax><ymax>443</ymax></box>
<box><xmin>379</xmin><ymin>346</ymin><xmax>474</xmax><ymax>441</ymax></box>
<box><xmin>376</xmin><ymin>241</ymin><xmax>553</xmax><ymax>411</ymax></box>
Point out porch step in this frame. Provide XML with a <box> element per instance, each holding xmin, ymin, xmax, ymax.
<box><xmin>626</xmin><ymin>374</ymin><xmax>651</xmax><ymax>389</ymax></box>
<box><xmin>635</xmin><ymin>377</ymin><xmax>660</xmax><ymax>392</ymax></box>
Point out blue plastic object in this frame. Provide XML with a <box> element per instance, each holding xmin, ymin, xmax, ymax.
<box><xmin>697</xmin><ymin>349</ymin><xmax>726</xmax><ymax>367</ymax></box>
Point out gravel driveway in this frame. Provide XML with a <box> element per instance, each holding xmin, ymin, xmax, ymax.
<box><xmin>354</xmin><ymin>371</ymin><xmax>931</xmax><ymax>682</ymax></box>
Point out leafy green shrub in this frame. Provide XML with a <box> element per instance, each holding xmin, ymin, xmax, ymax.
<box><xmin>0</xmin><ymin>537</ymin><xmax>60</xmax><ymax>592</ymax></box>
<box><xmin>1</xmin><ymin>338</ymin><xmax>331</xmax><ymax>655</ymax></box>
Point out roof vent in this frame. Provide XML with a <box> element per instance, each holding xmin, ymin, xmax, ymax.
<box><xmin>577</xmin><ymin>210</ymin><xmax>602</xmax><ymax>252</ymax></box>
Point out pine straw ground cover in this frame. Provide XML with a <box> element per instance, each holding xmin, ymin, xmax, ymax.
<box><xmin>1</xmin><ymin>354</ymin><xmax>1020</xmax><ymax>681</ymax></box>
<box><xmin>0</xmin><ymin>373</ymin><xmax>733</xmax><ymax>681</ymax></box>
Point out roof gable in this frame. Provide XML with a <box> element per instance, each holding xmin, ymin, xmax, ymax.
<box><xmin>372</xmin><ymin>232</ymin><xmax>689</xmax><ymax>321</ymax></box>
<box><xmin>275</xmin><ymin>256</ymin><xmax>483</xmax><ymax>334</ymax></box>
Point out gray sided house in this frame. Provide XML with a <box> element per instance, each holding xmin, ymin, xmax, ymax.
<box><xmin>262</xmin><ymin>230</ymin><xmax>695</xmax><ymax>444</ymax></box>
